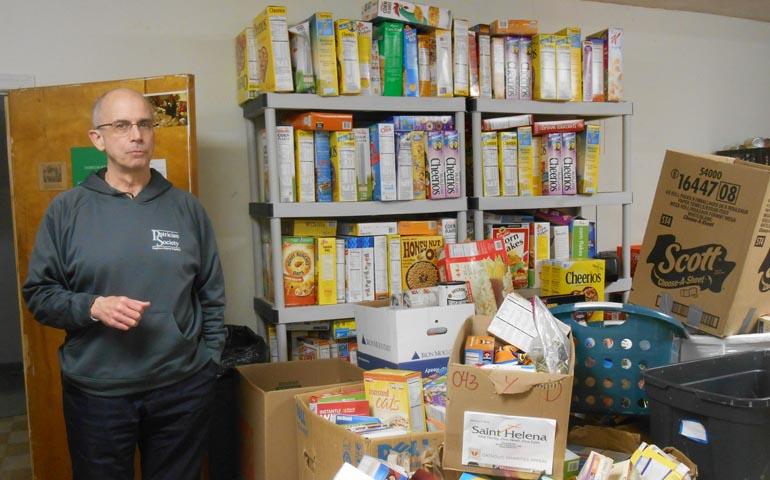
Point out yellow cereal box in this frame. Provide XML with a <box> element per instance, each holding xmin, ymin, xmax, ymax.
<box><xmin>398</xmin><ymin>220</ymin><xmax>438</xmax><ymax>236</ymax></box>
<box><xmin>554</xmin><ymin>35</ymin><xmax>572</xmax><ymax>101</ymax></box>
<box><xmin>308</xmin><ymin>12</ymin><xmax>339</xmax><ymax>96</ymax></box>
<box><xmin>400</xmin><ymin>235</ymin><xmax>443</xmax><ymax>290</ymax></box>
<box><xmin>497</xmin><ymin>131</ymin><xmax>518</xmax><ymax>196</ymax></box>
<box><xmin>330</xmin><ymin>131</ymin><xmax>357</xmax><ymax>202</ymax></box>
<box><xmin>542</xmin><ymin>258</ymin><xmax>605</xmax><ymax>319</ymax></box>
<box><xmin>356</xmin><ymin>21</ymin><xmax>374</xmax><ymax>95</ymax></box>
<box><xmin>517</xmin><ymin>126</ymin><xmax>534</xmax><ymax>196</ymax></box>
<box><xmin>235</xmin><ymin>27</ymin><xmax>260</xmax><ymax>104</ymax></box>
<box><xmin>252</xmin><ymin>6</ymin><xmax>294</xmax><ymax>93</ymax></box>
<box><xmin>577</xmin><ymin>124</ymin><xmax>601</xmax><ymax>194</ymax></box>
<box><xmin>363</xmin><ymin>368</ymin><xmax>426</xmax><ymax>432</ymax></box>
<box><xmin>554</xmin><ymin>27</ymin><xmax>582</xmax><ymax>102</ymax></box>
<box><xmin>281</xmin><ymin>219</ymin><xmax>337</xmax><ymax>237</ymax></box>
<box><xmin>417</xmin><ymin>33</ymin><xmax>433</xmax><ymax>97</ymax></box>
<box><xmin>282</xmin><ymin>236</ymin><xmax>316</xmax><ymax>306</ymax></box>
<box><xmin>481</xmin><ymin>131</ymin><xmax>500</xmax><ymax>197</ymax></box>
<box><xmin>411</xmin><ymin>131</ymin><xmax>427</xmax><ymax>200</ymax></box>
<box><xmin>335</xmin><ymin>19</ymin><xmax>361</xmax><ymax>95</ymax></box>
<box><xmin>315</xmin><ymin>237</ymin><xmax>336</xmax><ymax>305</ymax></box>
<box><xmin>532</xmin><ymin>34</ymin><xmax>557</xmax><ymax>101</ymax></box>
<box><xmin>529</xmin><ymin>221</ymin><xmax>551</xmax><ymax>289</ymax></box>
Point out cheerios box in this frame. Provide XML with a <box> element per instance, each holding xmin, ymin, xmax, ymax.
<box><xmin>252</xmin><ymin>6</ymin><xmax>294</xmax><ymax>93</ymax></box>
<box><xmin>443</xmin><ymin>315</ymin><xmax>574</xmax><ymax>479</ymax></box>
<box><xmin>354</xmin><ymin>300</ymin><xmax>475</xmax><ymax>377</ymax></box>
<box><xmin>400</xmin><ymin>235</ymin><xmax>444</xmax><ymax>290</ymax></box>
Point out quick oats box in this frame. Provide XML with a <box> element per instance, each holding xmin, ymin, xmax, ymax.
<box><xmin>630</xmin><ymin>150</ymin><xmax>770</xmax><ymax>337</ymax></box>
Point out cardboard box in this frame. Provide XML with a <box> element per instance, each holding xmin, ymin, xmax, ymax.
<box><xmin>237</xmin><ymin>359</ymin><xmax>363</xmax><ymax>480</ymax></box>
<box><xmin>375</xmin><ymin>22</ymin><xmax>404</xmax><ymax>97</ymax></box>
<box><xmin>489</xmin><ymin>19</ymin><xmax>538</xmax><ymax>36</ymax></box>
<box><xmin>444</xmin><ymin>130</ymin><xmax>462</xmax><ymax>199</ymax></box>
<box><xmin>434</xmin><ymin>29</ymin><xmax>454</xmax><ymax>97</ymax></box>
<box><xmin>532</xmin><ymin>34</ymin><xmax>557</xmax><ymax>101</ymax></box>
<box><xmin>295</xmin><ymin>382</ymin><xmax>444</xmax><ymax>480</ymax></box>
<box><xmin>497</xmin><ymin>131</ymin><xmax>518</xmax><ymax>196</ymax></box>
<box><xmin>354</xmin><ymin>300</ymin><xmax>475</xmax><ymax>377</ymax></box>
<box><xmin>481</xmin><ymin>131</ymin><xmax>500</xmax><ymax>197</ymax></box>
<box><xmin>630</xmin><ymin>150</ymin><xmax>770</xmax><ymax>336</ymax></box>
<box><xmin>443</xmin><ymin>315</ymin><xmax>574</xmax><ymax>479</ymax></box>
<box><xmin>282</xmin><ymin>236</ymin><xmax>315</xmax><ymax>306</ymax></box>
<box><xmin>403</xmin><ymin>25</ymin><xmax>420</xmax><ymax>97</ymax></box>
<box><xmin>587</xmin><ymin>28</ymin><xmax>623</xmax><ymax>102</ymax></box>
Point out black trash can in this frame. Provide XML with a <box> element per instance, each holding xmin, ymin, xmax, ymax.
<box><xmin>208</xmin><ymin>325</ymin><xmax>269</xmax><ymax>480</ymax></box>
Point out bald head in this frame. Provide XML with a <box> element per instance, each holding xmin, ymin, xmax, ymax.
<box><xmin>92</xmin><ymin>88</ymin><xmax>154</xmax><ymax>128</ymax></box>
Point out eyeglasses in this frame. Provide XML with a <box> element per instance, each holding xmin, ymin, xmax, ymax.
<box><xmin>95</xmin><ymin>120</ymin><xmax>154</xmax><ymax>135</ymax></box>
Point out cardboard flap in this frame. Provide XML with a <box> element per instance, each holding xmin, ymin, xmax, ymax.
<box><xmin>486</xmin><ymin>370</ymin><xmax>571</xmax><ymax>395</ymax></box>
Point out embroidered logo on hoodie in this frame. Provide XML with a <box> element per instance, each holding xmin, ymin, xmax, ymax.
<box><xmin>152</xmin><ymin>229</ymin><xmax>181</xmax><ymax>251</ymax></box>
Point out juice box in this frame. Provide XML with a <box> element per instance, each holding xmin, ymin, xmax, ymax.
<box><xmin>417</xmin><ymin>33</ymin><xmax>434</xmax><ymax>97</ymax></box>
<box><xmin>353</xmin><ymin>128</ymin><xmax>373</xmax><ymax>201</ymax></box>
<box><xmin>330</xmin><ymin>131</ymin><xmax>357</xmax><ymax>202</ymax></box>
<box><xmin>532</xmin><ymin>34</ymin><xmax>556</xmax><ymax>100</ymax></box>
<box><xmin>426</xmin><ymin>131</ymin><xmax>445</xmax><ymax>199</ymax></box>
<box><xmin>491</xmin><ymin>36</ymin><xmax>505</xmax><ymax>99</ymax></box>
<box><xmin>369</xmin><ymin>123</ymin><xmax>397</xmax><ymax>201</ymax></box>
<box><xmin>315</xmin><ymin>237</ymin><xmax>337</xmax><ymax>305</ymax></box>
<box><xmin>235</xmin><ymin>27</ymin><xmax>259</xmax><ymax>104</ymax></box>
<box><xmin>314</xmin><ymin>131</ymin><xmax>332</xmax><ymax>202</ymax></box>
<box><xmin>356</xmin><ymin>21</ymin><xmax>374</xmax><ymax>95</ymax></box>
<box><xmin>452</xmin><ymin>18</ymin><xmax>469</xmax><ymax>97</ymax></box>
<box><xmin>472</xmin><ymin>24</ymin><xmax>492</xmax><ymax>98</ymax></box>
<box><xmin>443</xmin><ymin>130</ymin><xmax>461</xmax><ymax>199</ymax></box>
<box><xmin>411</xmin><ymin>131</ymin><xmax>427</xmax><ymax>200</ymax></box>
<box><xmin>375</xmin><ymin>22</ymin><xmax>404</xmax><ymax>96</ymax></box>
<box><xmin>497</xmin><ymin>130</ymin><xmax>518</xmax><ymax>196</ymax></box>
<box><xmin>577</xmin><ymin>124</ymin><xmax>601</xmax><ymax>194</ymax></box>
<box><xmin>587</xmin><ymin>28</ymin><xmax>623</xmax><ymax>101</ymax></box>
<box><xmin>294</xmin><ymin>130</ymin><xmax>315</xmax><ymax>202</ymax></box>
<box><xmin>396</xmin><ymin>131</ymin><xmax>415</xmax><ymax>200</ymax></box>
<box><xmin>308</xmin><ymin>12</ymin><xmax>338</xmax><ymax>96</ymax></box>
<box><xmin>275</xmin><ymin>126</ymin><xmax>296</xmax><ymax>203</ymax></box>
<box><xmin>252</xmin><ymin>6</ymin><xmax>294</xmax><ymax>93</ymax></box>
<box><xmin>541</xmin><ymin>132</ymin><xmax>563</xmax><ymax>195</ymax></box>
<box><xmin>518</xmin><ymin>35</ymin><xmax>533</xmax><ymax>100</ymax></box>
<box><xmin>516</xmin><ymin>126</ymin><xmax>534</xmax><ymax>196</ymax></box>
<box><xmin>403</xmin><ymin>25</ymin><xmax>419</xmax><ymax>97</ymax></box>
<box><xmin>561</xmin><ymin>131</ymin><xmax>577</xmax><ymax>195</ymax></box>
<box><xmin>555</xmin><ymin>35</ymin><xmax>572</xmax><ymax>101</ymax></box>
<box><xmin>481</xmin><ymin>131</ymin><xmax>500</xmax><ymax>197</ymax></box>
<box><xmin>288</xmin><ymin>20</ymin><xmax>315</xmax><ymax>93</ymax></box>
<box><xmin>400</xmin><ymin>235</ymin><xmax>444</xmax><ymax>290</ymax></box>
<box><xmin>554</xmin><ymin>27</ymin><xmax>582</xmax><ymax>102</ymax></box>
<box><xmin>282</xmin><ymin>236</ymin><xmax>316</xmax><ymax>306</ymax></box>
<box><xmin>374</xmin><ymin>236</ymin><xmax>389</xmax><ymax>300</ymax></box>
<box><xmin>335</xmin><ymin>19</ymin><xmax>362</xmax><ymax>95</ymax></box>
<box><xmin>363</xmin><ymin>368</ymin><xmax>426</xmax><ymax>432</ymax></box>
<box><xmin>504</xmin><ymin>35</ymin><xmax>519</xmax><ymax>100</ymax></box>
<box><xmin>434</xmin><ymin>29</ymin><xmax>453</xmax><ymax>97</ymax></box>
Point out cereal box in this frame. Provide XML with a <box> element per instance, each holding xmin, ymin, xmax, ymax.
<box><xmin>504</xmin><ymin>35</ymin><xmax>519</xmax><ymax>100</ymax></box>
<box><xmin>555</xmin><ymin>35</ymin><xmax>572</xmax><ymax>101</ymax></box>
<box><xmin>411</xmin><ymin>131</ymin><xmax>427</xmax><ymax>200</ymax></box>
<box><xmin>281</xmin><ymin>219</ymin><xmax>336</xmax><ymax>237</ymax></box>
<box><xmin>528</xmin><ymin>221</ymin><xmax>550</xmax><ymax>288</ymax></box>
<box><xmin>336</xmin><ymin>238</ymin><xmax>346</xmax><ymax>303</ymax></box>
<box><xmin>308</xmin><ymin>12</ymin><xmax>338</xmax><ymax>96</ymax></box>
<box><xmin>577</xmin><ymin>124</ymin><xmax>601</xmax><ymax>194</ymax></box>
<box><xmin>452</xmin><ymin>18</ymin><xmax>469</xmax><ymax>97</ymax></box>
<box><xmin>443</xmin><ymin>130</ymin><xmax>461</xmax><ymax>199</ymax></box>
<box><xmin>332</xmin><ymin>318</ymin><xmax>357</xmax><ymax>339</ymax></box>
<box><xmin>541</xmin><ymin>132</ymin><xmax>563</xmax><ymax>195</ymax></box>
<box><xmin>353</xmin><ymin>127</ymin><xmax>372</xmax><ymax>201</ymax></box>
<box><xmin>375</xmin><ymin>22</ymin><xmax>404</xmax><ymax>96</ymax></box>
<box><xmin>587</xmin><ymin>28</ymin><xmax>623</xmax><ymax>101</ymax></box>
<box><xmin>285</xmin><ymin>111</ymin><xmax>353</xmax><ymax>131</ymax></box>
<box><xmin>417</xmin><ymin>33</ymin><xmax>434</xmax><ymax>97</ymax></box>
<box><xmin>361</xmin><ymin>236</ymin><xmax>375</xmax><ymax>301</ymax></box>
<box><xmin>314</xmin><ymin>131</ymin><xmax>332</xmax><ymax>202</ymax></box>
<box><xmin>252</xmin><ymin>6</ymin><xmax>294</xmax><ymax>93</ymax></box>
<box><xmin>582</xmin><ymin>39</ymin><xmax>604</xmax><ymax>102</ymax></box>
<box><xmin>282</xmin><ymin>236</ymin><xmax>316</xmax><ymax>306</ymax></box>
<box><xmin>399</xmin><ymin>220</ymin><xmax>438</xmax><ymax>236</ymax></box>
<box><xmin>330</xmin><ymin>131</ymin><xmax>357</xmax><ymax>202</ymax></box>
<box><xmin>401</xmin><ymin>235</ymin><xmax>444</xmax><ymax>290</ymax></box>
<box><xmin>338</xmin><ymin>221</ymin><xmax>398</xmax><ymax>236</ymax></box>
<box><xmin>387</xmin><ymin>234</ymin><xmax>402</xmax><ymax>295</ymax></box>
<box><xmin>434</xmin><ymin>29</ymin><xmax>453</xmax><ymax>97</ymax></box>
<box><xmin>472</xmin><ymin>24</ymin><xmax>492</xmax><ymax>98</ymax></box>
<box><xmin>289</xmin><ymin>20</ymin><xmax>315</xmax><ymax>93</ymax></box>
<box><xmin>532</xmin><ymin>34</ymin><xmax>556</xmax><ymax>101</ymax></box>
<box><xmin>518</xmin><ymin>35</ymin><xmax>533</xmax><ymax>100</ymax></box>
<box><xmin>370</xmin><ymin>41</ymin><xmax>382</xmax><ymax>95</ymax></box>
<box><xmin>468</xmin><ymin>29</ymin><xmax>479</xmax><ymax>97</ymax></box>
<box><xmin>390</xmin><ymin>115</ymin><xmax>455</xmax><ymax>131</ymax></box>
<box><xmin>561</xmin><ymin>131</ymin><xmax>578</xmax><ymax>195</ymax></box>
<box><xmin>342</xmin><ymin>236</ymin><xmax>364</xmax><ymax>303</ymax></box>
<box><xmin>491</xmin><ymin>36</ymin><xmax>505</xmax><ymax>99</ymax></box>
<box><xmin>373</xmin><ymin>236</ymin><xmax>389</xmax><ymax>300</ymax></box>
<box><xmin>396</xmin><ymin>131</ymin><xmax>415</xmax><ymax>200</ymax></box>
<box><xmin>530</xmin><ymin>134</ymin><xmax>542</xmax><ymax>196</ymax></box>
<box><xmin>357</xmin><ymin>21</ymin><xmax>374</xmax><ymax>95</ymax></box>
<box><xmin>497</xmin><ymin>131</ymin><xmax>518</xmax><ymax>196</ymax></box>
<box><xmin>235</xmin><ymin>27</ymin><xmax>259</xmax><ymax>104</ymax></box>
<box><xmin>488</xmin><ymin>226</ymin><xmax>529</xmax><ymax>289</ymax></box>
<box><xmin>315</xmin><ymin>237</ymin><xmax>337</xmax><ymax>305</ymax></box>
<box><xmin>542</xmin><ymin>258</ymin><xmax>605</xmax><ymax>319</ymax></box>
<box><xmin>403</xmin><ymin>25</ymin><xmax>419</xmax><ymax>97</ymax></box>
<box><xmin>335</xmin><ymin>19</ymin><xmax>362</xmax><ymax>95</ymax></box>
<box><xmin>481</xmin><ymin>131</ymin><xmax>500</xmax><ymax>197</ymax></box>
<box><xmin>275</xmin><ymin>126</ymin><xmax>296</xmax><ymax>203</ymax></box>
<box><xmin>369</xmin><ymin>123</ymin><xmax>397</xmax><ymax>201</ymax></box>
<box><xmin>361</xmin><ymin>0</ymin><xmax>453</xmax><ymax>30</ymax></box>
<box><xmin>517</xmin><ymin>126</ymin><xmax>534</xmax><ymax>196</ymax></box>
<box><xmin>426</xmin><ymin>131</ymin><xmax>445</xmax><ymax>199</ymax></box>
<box><xmin>294</xmin><ymin>129</ymin><xmax>315</xmax><ymax>202</ymax></box>
<box><xmin>489</xmin><ymin>19</ymin><xmax>538</xmax><ymax>36</ymax></box>
<box><xmin>464</xmin><ymin>335</ymin><xmax>495</xmax><ymax>365</ymax></box>
<box><xmin>363</xmin><ymin>368</ymin><xmax>426</xmax><ymax>432</ymax></box>
<box><xmin>554</xmin><ymin>27</ymin><xmax>582</xmax><ymax>102</ymax></box>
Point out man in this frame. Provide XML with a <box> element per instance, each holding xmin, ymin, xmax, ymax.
<box><xmin>23</xmin><ymin>88</ymin><xmax>226</xmax><ymax>479</ymax></box>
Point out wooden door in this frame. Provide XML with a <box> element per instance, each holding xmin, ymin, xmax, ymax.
<box><xmin>7</xmin><ymin>74</ymin><xmax>198</xmax><ymax>479</ymax></box>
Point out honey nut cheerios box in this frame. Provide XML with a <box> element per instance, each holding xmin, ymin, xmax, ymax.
<box><xmin>400</xmin><ymin>235</ymin><xmax>444</xmax><ymax>290</ymax></box>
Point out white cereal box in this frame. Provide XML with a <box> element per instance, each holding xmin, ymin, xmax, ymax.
<box><xmin>343</xmin><ymin>236</ymin><xmax>364</xmax><ymax>303</ymax></box>
<box><xmin>481</xmin><ymin>131</ymin><xmax>500</xmax><ymax>197</ymax></box>
<box><xmin>294</xmin><ymin>130</ymin><xmax>315</xmax><ymax>202</ymax></box>
<box><xmin>532</xmin><ymin>34</ymin><xmax>556</xmax><ymax>101</ymax></box>
<box><xmin>491</xmin><ymin>36</ymin><xmax>505</xmax><ymax>99</ymax></box>
<box><xmin>434</xmin><ymin>29</ymin><xmax>453</xmax><ymax>97</ymax></box>
<box><xmin>336</xmin><ymin>238</ymin><xmax>346</xmax><ymax>303</ymax></box>
<box><xmin>518</xmin><ymin>35</ymin><xmax>533</xmax><ymax>100</ymax></box>
<box><xmin>330</xmin><ymin>131</ymin><xmax>357</xmax><ymax>202</ymax></box>
<box><xmin>288</xmin><ymin>20</ymin><xmax>315</xmax><ymax>93</ymax></box>
<box><xmin>504</xmin><ymin>35</ymin><xmax>519</xmax><ymax>100</ymax></box>
<box><xmin>335</xmin><ymin>19</ymin><xmax>362</xmax><ymax>95</ymax></box>
<box><xmin>555</xmin><ymin>35</ymin><xmax>572</xmax><ymax>101</ymax></box>
<box><xmin>276</xmin><ymin>126</ymin><xmax>296</xmax><ymax>203</ymax></box>
<box><xmin>396</xmin><ymin>131</ymin><xmax>415</xmax><ymax>201</ymax></box>
<box><xmin>497</xmin><ymin>131</ymin><xmax>518</xmax><ymax>196</ymax></box>
<box><xmin>308</xmin><ymin>12</ymin><xmax>339</xmax><ymax>96</ymax></box>
<box><xmin>472</xmin><ymin>24</ymin><xmax>492</xmax><ymax>98</ymax></box>
<box><xmin>387</xmin><ymin>234</ymin><xmax>402</xmax><ymax>295</ymax></box>
<box><xmin>374</xmin><ymin>236</ymin><xmax>389</xmax><ymax>300</ymax></box>
<box><xmin>555</xmin><ymin>27</ymin><xmax>582</xmax><ymax>102</ymax></box>
<box><xmin>252</xmin><ymin>6</ymin><xmax>294</xmax><ymax>93</ymax></box>
<box><xmin>363</xmin><ymin>368</ymin><xmax>426</xmax><ymax>432</ymax></box>
<box><xmin>587</xmin><ymin>28</ymin><xmax>623</xmax><ymax>101</ymax></box>
<box><xmin>426</xmin><ymin>131</ymin><xmax>445</xmax><ymax>199</ymax></box>
<box><xmin>452</xmin><ymin>18</ymin><xmax>469</xmax><ymax>97</ymax></box>
<box><xmin>353</xmin><ymin>127</ymin><xmax>373</xmax><ymax>201</ymax></box>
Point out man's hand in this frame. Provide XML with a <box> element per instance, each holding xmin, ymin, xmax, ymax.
<box><xmin>90</xmin><ymin>296</ymin><xmax>151</xmax><ymax>331</ymax></box>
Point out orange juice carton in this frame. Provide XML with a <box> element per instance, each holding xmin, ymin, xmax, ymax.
<box><xmin>561</xmin><ymin>131</ymin><xmax>578</xmax><ymax>195</ymax></box>
<box><xmin>330</xmin><ymin>131</ymin><xmax>358</xmax><ymax>202</ymax></box>
<box><xmin>356</xmin><ymin>21</ymin><xmax>374</xmax><ymax>95</ymax></box>
<box><xmin>497</xmin><ymin>130</ymin><xmax>519</xmax><ymax>196</ymax></box>
<box><xmin>400</xmin><ymin>235</ymin><xmax>444</xmax><ymax>290</ymax></box>
<box><xmin>577</xmin><ymin>124</ymin><xmax>601</xmax><ymax>194</ymax></box>
<box><xmin>491</xmin><ymin>36</ymin><xmax>505</xmax><ymax>99</ymax></box>
<box><xmin>396</xmin><ymin>131</ymin><xmax>415</xmax><ymax>200</ymax></box>
<box><xmin>315</xmin><ymin>237</ymin><xmax>337</xmax><ymax>305</ymax></box>
<box><xmin>235</xmin><ymin>27</ymin><xmax>260</xmax><ymax>104</ymax></box>
<box><xmin>403</xmin><ymin>25</ymin><xmax>420</xmax><ymax>97</ymax></box>
<box><xmin>532</xmin><ymin>34</ymin><xmax>557</xmax><ymax>100</ymax></box>
<box><xmin>504</xmin><ymin>35</ymin><xmax>519</xmax><ymax>99</ymax></box>
<box><xmin>252</xmin><ymin>6</ymin><xmax>294</xmax><ymax>93</ymax></box>
<box><xmin>434</xmin><ymin>29</ymin><xmax>453</xmax><ymax>97</ymax></box>
<box><xmin>334</xmin><ymin>19</ymin><xmax>362</xmax><ymax>95</ymax></box>
<box><xmin>472</xmin><ymin>24</ymin><xmax>492</xmax><ymax>98</ymax></box>
<box><xmin>443</xmin><ymin>130</ymin><xmax>461</xmax><ymax>199</ymax></box>
<box><xmin>481</xmin><ymin>131</ymin><xmax>500</xmax><ymax>197</ymax></box>
<box><xmin>464</xmin><ymin>335</ymin><xmax>495</xmax><ymax>365</ymax></box>
<box><xmin>555</xmin><ymin>35</ymin><xmax>572</xmax><ymax>101</ymax></box>
<box><xmin>587</xmin><ymin>28</ymin><xmax>623</xmax><ymax>101</ymax></box>
<box><xmin>282</xmin><ymin>236</ymin><xmax>316</xmax><ymax>306</ymax></box>
<box><xmin>288</xmin><ymin>20</ymin><xmax>315</xmax><ymax>93</ymax></box>
<box><xmin>294</xmin><ymin>129</ymin><xmax>316</xmax><ymax>202</ymax></box>
<box><xmin>516</xmin><ymin>126</ymin><xmax>534</xmax><ymax>196</ymax></box>
<box><xmin>363</xmin><ymin>368</ymin><xmax>426</xmax><ymax>432</ymax></box>
<box><xmin>554</xmin><ymin>27</ymin><xmax>582</xmax><ymax>101</ymax></box>
<box><xmin>308</xmin><ymin>12</ymin><xmax>338</xmax><ymax>96</ymax></box>
<box><xmin>489</xmin><ymin>19</ymin><xmax>538</xmax><ymax>36</ymax></box>
<box><xmin>452</xmin><ymin>18</ymin><xmax>469</xmax><ymax>97</ymax></box>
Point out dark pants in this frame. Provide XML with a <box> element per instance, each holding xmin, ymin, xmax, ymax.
<box><xmin>62</xmin><ymin>361</ymin><xmax>218</xmax><ymax>480</ymax></box>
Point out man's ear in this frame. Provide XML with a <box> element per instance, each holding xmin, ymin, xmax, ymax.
<box><xmin>88</xmin><ymin>129</ymin><xmax>106</xmax><ymax>151</ymax></box>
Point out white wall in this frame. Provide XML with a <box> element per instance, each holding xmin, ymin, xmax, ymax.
<box><xmin>2</xmin><ymin>1</ymin><xmax>769</xmax><ymax>329</ymax></box>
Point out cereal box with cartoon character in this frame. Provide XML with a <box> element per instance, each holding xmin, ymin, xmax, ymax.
<box><xmin>282</xmin><ymin>236</ymin><xmax>316</xmax><ymax>306</ymax></box>
<box><xmin>400</xmin><ymin>235</ymin><xmax>444</xmax><ymax>290</ymax></box>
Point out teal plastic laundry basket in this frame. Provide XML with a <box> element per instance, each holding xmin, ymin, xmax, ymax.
<box><xmin>549</xmin><ymin>302</ymin><xmax>688</xmax><ymax>415</ymax></box>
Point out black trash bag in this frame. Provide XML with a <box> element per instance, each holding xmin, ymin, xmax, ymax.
<box><xmin>217</xmin><ymin>324</ymin><xmax>269</xmax><ymax>375</ymax></box>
